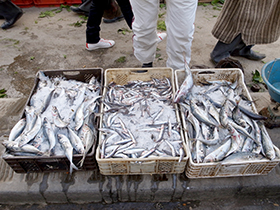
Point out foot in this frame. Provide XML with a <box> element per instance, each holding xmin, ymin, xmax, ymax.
<box><xmin>103</xmin><ymin>15</ymin><xmax>124</xmax><ymax>23</ymax></box>
<box><xmin>231</xmin><ymin>46</ymin><xmax>266</xmax><ymax>61</ymax></box>
<box><xmin>157</xmin><ymin>32</ymin><xmax>167</xmax><ymax>43</ymax></box>
<box><xmin>70</xmin><ymin>6</ymin><xmax>85</xmax><ymax>14</ymax></box>
<box><xmin>142</xmin><ymin>62</ymin><xmax>153</xmax><ymax>68</ymax></box>
<box><xmin>1</xmin><ymin>11</ymin><xmax>23</xmax><ymax>30</ymax></box>
<box><xmin>86</xmin><ymin>38</ymin><xmax>115</xmax><ymax>51</ymax></box>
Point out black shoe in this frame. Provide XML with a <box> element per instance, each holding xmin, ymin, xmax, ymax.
<box><xmin>231</xmin><ymin>45</ymin><xmax>266</xmax><ymax>61</ymax></box>
<box><xmin>1</xmin><ymin>11</ymin><xmax>23</xmax><ymax>29</ymax></box>
<box><xmin>70</xmin><ymin>6</ymin><xmax>86</xmax><ymax>14</ymax></box>
<box><xmin>103</xmin><ymin>15</ymin><xmax>124</xmax><ymax>23</ymax></box>
<box><xmin>142</xmin><ymin>62</ymin><xmax>153</xmax><ymax>68</ymax></box>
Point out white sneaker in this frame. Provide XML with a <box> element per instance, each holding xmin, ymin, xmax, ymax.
<box><xmin>157</xmin><ymin>32</ymin><xmax>167</xmax><ymax>43</ymax></box>
<box><xmin>86</xmin><ymin>38</ymin><xmax>115</xmax><ymax>51</ymax></box>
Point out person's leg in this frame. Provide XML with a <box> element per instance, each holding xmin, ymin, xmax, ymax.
<box><xmin>210</xmin><ymin>34</ymin><xmax>244</xmax><ymax>64</ymax></box>
<box><xmin>165</xmin><ymin>0</ymin><xmax>197</xmax><ymax>70</ymax></box>
<box><xmin>0</xmin><ymin>0</ymin><xmax>23</xmax><ymax>29</ymax></box>
<box><xmin>116</xmin><ymin>0</ymin><xmax>133</xmax><ymax>29</ymax></box>
<box><xmin>70</xmin><ymin>0</ymin><xmax>91</xmax><ymax>16</ymax></box>
<box><xmin>86</xmin><ymin>0</ymin><xmax>105</xmax><ymax>44</ymax></box>
<box><xmin>85</xmin><ymin>0</ymin><xmax>115</xmax><ymax>50</ymax></box>
<box><xmin>130</xmin><ymin>0</ymin><xmax>159</xmax><ymax>67</ymax></box>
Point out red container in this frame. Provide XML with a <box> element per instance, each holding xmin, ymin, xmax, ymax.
<box><xmin>66</xmin><ymin>0</ymin><xmax>81</xmax><ymax>5</ymax></box>
<box><xmin>33</xmin><ymin>0</ymin><xmax>66</xmax><ymax>7</ymax></box>
<box><xmin>12</xmin><ymin>0</ymin><xmax>33</xmax><ymax>8</ymax></box>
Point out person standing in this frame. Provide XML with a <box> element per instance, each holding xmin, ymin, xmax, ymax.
<box><xmin>85</xmin><ymin>0</ymin><xmax>134</xmax><ymax>50</ymax></box>
<box><xmin>86</xmin><ymin>0</ymin><xmax>166</xmax><ymax>51</ymax></box>
<box><xmin>0</xmin><ymin>0</ymin><xmax>23</xmax><ymax>29</ymax></box>
<box><xmin>129</xmin><ymin>0</ymin><xmax>198</xmax><ymax>69</ymax></box>
<box><xmin>210</xmin><ymin>0</ymin><xmax>280</xmax><ymax>64</ymax></box>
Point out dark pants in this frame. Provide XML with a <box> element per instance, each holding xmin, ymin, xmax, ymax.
<box><xmin>86</xmin><ymin>0</ymin><xmax>133</xmax><ymax>44</ymax></box>
<box><xmin>0</xmin><ymin>0</ymin><xmax>22</xmax><ymax>21</ymax></box>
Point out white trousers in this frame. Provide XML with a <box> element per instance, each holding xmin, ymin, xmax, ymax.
<box><xmin>130</xmin><ymin>0</ymin><xmax>198</xmax><ymax>70</ymax></box>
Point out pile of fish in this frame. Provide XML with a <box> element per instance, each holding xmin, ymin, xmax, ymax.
<box><xmin>178</xmin><ymin>72</ymin><xmax>280</xmax><ymax>163</ymax></box>
<box><xmin>99</xmin><ymin>78</ymin><xmax>185</xmax><ymax>162</ymax></box>
<box><xmin>3</xmin><ymin>71</ymin><xmax>100</xmax><ymax>174</ymax></box>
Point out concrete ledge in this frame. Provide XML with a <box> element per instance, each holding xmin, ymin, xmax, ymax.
<box><xmin>0</xmin><ymin>165</ymin><xmax>279</xmax><ymax>205</ymax></box>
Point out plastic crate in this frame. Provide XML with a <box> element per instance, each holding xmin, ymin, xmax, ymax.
<box><xmin>66</xmin><ymin>0</ymin><xmax>81</xmax><ymax>5</ymax></box>
<box><xmin>3</xmin><ymin>68</ymin><xmax>103</xmax><ymax>173</ymax></box>
<box><xmin>12</xmin><ymin>0</ymin><xmax>33</xmax><ymax>8</ymax></box>
<box><xmin>33</xmin><ymin>0</ymin><xmax>66</xmax><ymax>7</ymax></box>
<box><xmin>175</xmin><ymin>68</ymin><xmax>280</xmax><ymax>178</ymax></box>
<box><xmin>96</xmin><ymin>68</ymin><xmax>188</xmax><ymax>175</ymax></box>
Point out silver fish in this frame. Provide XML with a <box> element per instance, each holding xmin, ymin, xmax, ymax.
<box><xmin>9</xmin><ymin>118</ymin><xmax>26</xmax><ymax>141</ymax></box>
<box><xmin>203</xmin><ymin>139</ymin><xmax>231</xmax><ymax>163</ymax></box>
<box><xmin>190</xmin><ymin>99</ymin><xmax>217</xmax><ymax>127</ymax></box>
<box><xmin>52</xmin><ymin>106</ymin><xmax>69</xmax><ymax>128</ymax></box>
<box><xmin>43</xmin><ymin>117</ymin><xmax>56</xmax><ymax>155</ymax></box>
<box><xmin>19</xmin><ymin>114</ymin><xmax>42</xmax><ymax>147</ymax></box>
<box><xmin>259</xmin><ymin>124</ymin><xmax>275</xmax><ymax>160</ymax></box>
<box><xmin>75</xmin><ymin>101</ymin><xmax>85</xmax><ymax>131</ymax></box>
<box><xmin>79</xmin><ymin>124</ymin><xmax>95</xmax><ymax>167</ymax></box>
<box><xmin>57</xmin><ymin>134</ymin><xmax>79</xmax><ymax>174</ymax></box>
<box><xmin>173</xmin><ymin>70</ymin><xmax>193</xmax><ymax>103</ymax></box>
<box><xmin>68</xmin><ymin>126</ymin><xmax>85</xmax><ymax>154</ymax></box>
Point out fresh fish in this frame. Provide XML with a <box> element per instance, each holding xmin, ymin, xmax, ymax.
<box><xmin>2</xmin><ymin>140</ymin><xmax>42</xmax><ymax>155</ymax></box>
<box><xmin>259</xmin><ymin>124</ymin><xmax>275</xmax><ymax>160</ymax></box>
<box><xmin>43</xmin><ymin>117</ymin><xmax>56</xmax><ymax>155</ymax></box>
<box><xmin>68</xmin><ymin>126</ymin><xmax>85</xmax><ymax>154</ymax></box>
<box><xmin>226</xmin><ymin>124</ymin><xmax>243</xmax><ymax>156</ymax></box>
<box><xmin>232</xmin><ymin>101</ymin><xmax>247</xmax><ymax>127</ymax></box>
<box><xmin>19</xmin><ymin>114</ymin><xmax>42</xmax><ymax>147</ymax></box>
<box><xmin>203</xmin><ymin>139</ymin><xmax>231</xmax><ymax>163</ymax></box>
<box><xmin>219</xmin><ymin>99</ymin><xmax>229</xmax><ymax>128</ymax></box>
<box><xmin>173</xmin><ymin>70</ymin><xmax>193</xmax><ymax>103</ymax></box>
<box><xmin>79</xmin><ymin>124</ymin><xmax>95</xmax><ymax>167</ymax></box>
<box><xmin>75</xmin><ymin>101</ymin><xmax>85</xmax><ymax>131</ymax></box>
<box><xmin>190</xmin><ymin>99</ymin><xmax>217</xmax><ymax>127</ymax></box>
<box><xmin>221</xmin><ymin>152</ymin><xmax>267</xmax><ymax>163</ymax></box>
<box><xmin>9</xmin><ymin>118</ymin><xmax>26</xmax><ymax>141</ymax></box>
<box><xmin>52</xmin><ymin>106</ymin><xmax>69</xmax><ymax>128</ymax></box>
<box><xmin>57</xmin><ymin>134</ymin><xmax>79</xmax><ymax>174</ymax></box>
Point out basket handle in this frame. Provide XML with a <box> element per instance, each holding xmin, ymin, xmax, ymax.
<box><xmin>130</xmin><ymin>70</ymin><xmax>148</xmax><ymax>74</ymax></box>
<box><xmin>198</xmin><ymin>71</ymin><xmax>216</xmax><ymax>75</ymax></box>
<box><xmin>62</xmin><ymin>71</ymin><xmax>81</xmax><ymax>76</ymax></box>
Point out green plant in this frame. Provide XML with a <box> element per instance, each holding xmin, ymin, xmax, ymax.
<box><xmin>39</xmin><ymin>11</ymin><xmax>55</xmax><ymax>18</ymax></box>
<box><xmin>157</xmin><ymin>20</ymin><xmax>166</xmax><ymax>31</ymax></box>
<box><xmin>0</xmin><ymin>88</ymin><xmax>7</xmax><ymax>98</ymax></box>
<box><xmin>30</xmin><ymin>56</ymin><xmax>35</xmax><ymax>60</ymax></box>
<box><xmin>39</xmin><ymin>5</ymin><xmax>70</xmax><ymax>18</ymax></box>
<box><xmin>158</xmin><ymin>12</ymin><xmax>166</xmax><ymax>18</ymax></box>
<box><xmin>159</xmin><ymin>3</ymin><xmax>166</xmax><ymax>9</ymax></box>
<box><xmin>70</xmin><ymin>20</ymin><xmax>86</xmax><ymax>27</ymax></box>
<box><xmin>115</xmin><ymin>56</ymin><xmax>126</xmax><ymax>63</ymax></box>
<box><xmin>118</xmin><ymin>28</ymin><xmax>132</xmax><ymax>35</ymax></box>
<box><xmin>252</xmin><ymin>70</ymin><xmax>264</xmax><ymax>83</ymax></box>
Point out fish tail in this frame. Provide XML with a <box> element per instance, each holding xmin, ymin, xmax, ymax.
<box><xmin>70</xmin><ymin>162</ymin><xmax>79</xmax><ymax>174</ymax></box>
<box><xmin>78</xmin><ymin>154</ymin><xmax>86</xmax><ymax>167</ymax></box>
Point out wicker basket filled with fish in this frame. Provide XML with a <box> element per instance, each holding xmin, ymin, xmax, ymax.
<box><xmin>96</xmin><ymin>68</ymin><xmax>188</xmax><ymax>175</ymax></box>
<box><xmin>2</xmin><ymin>69</ymin><xmax>102</xmax><ymax>174</ymax></box>
<box><xmin>174</xmin><ymin>68</ymin><xmax>280</xmax><ymax>178</ymax></box>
